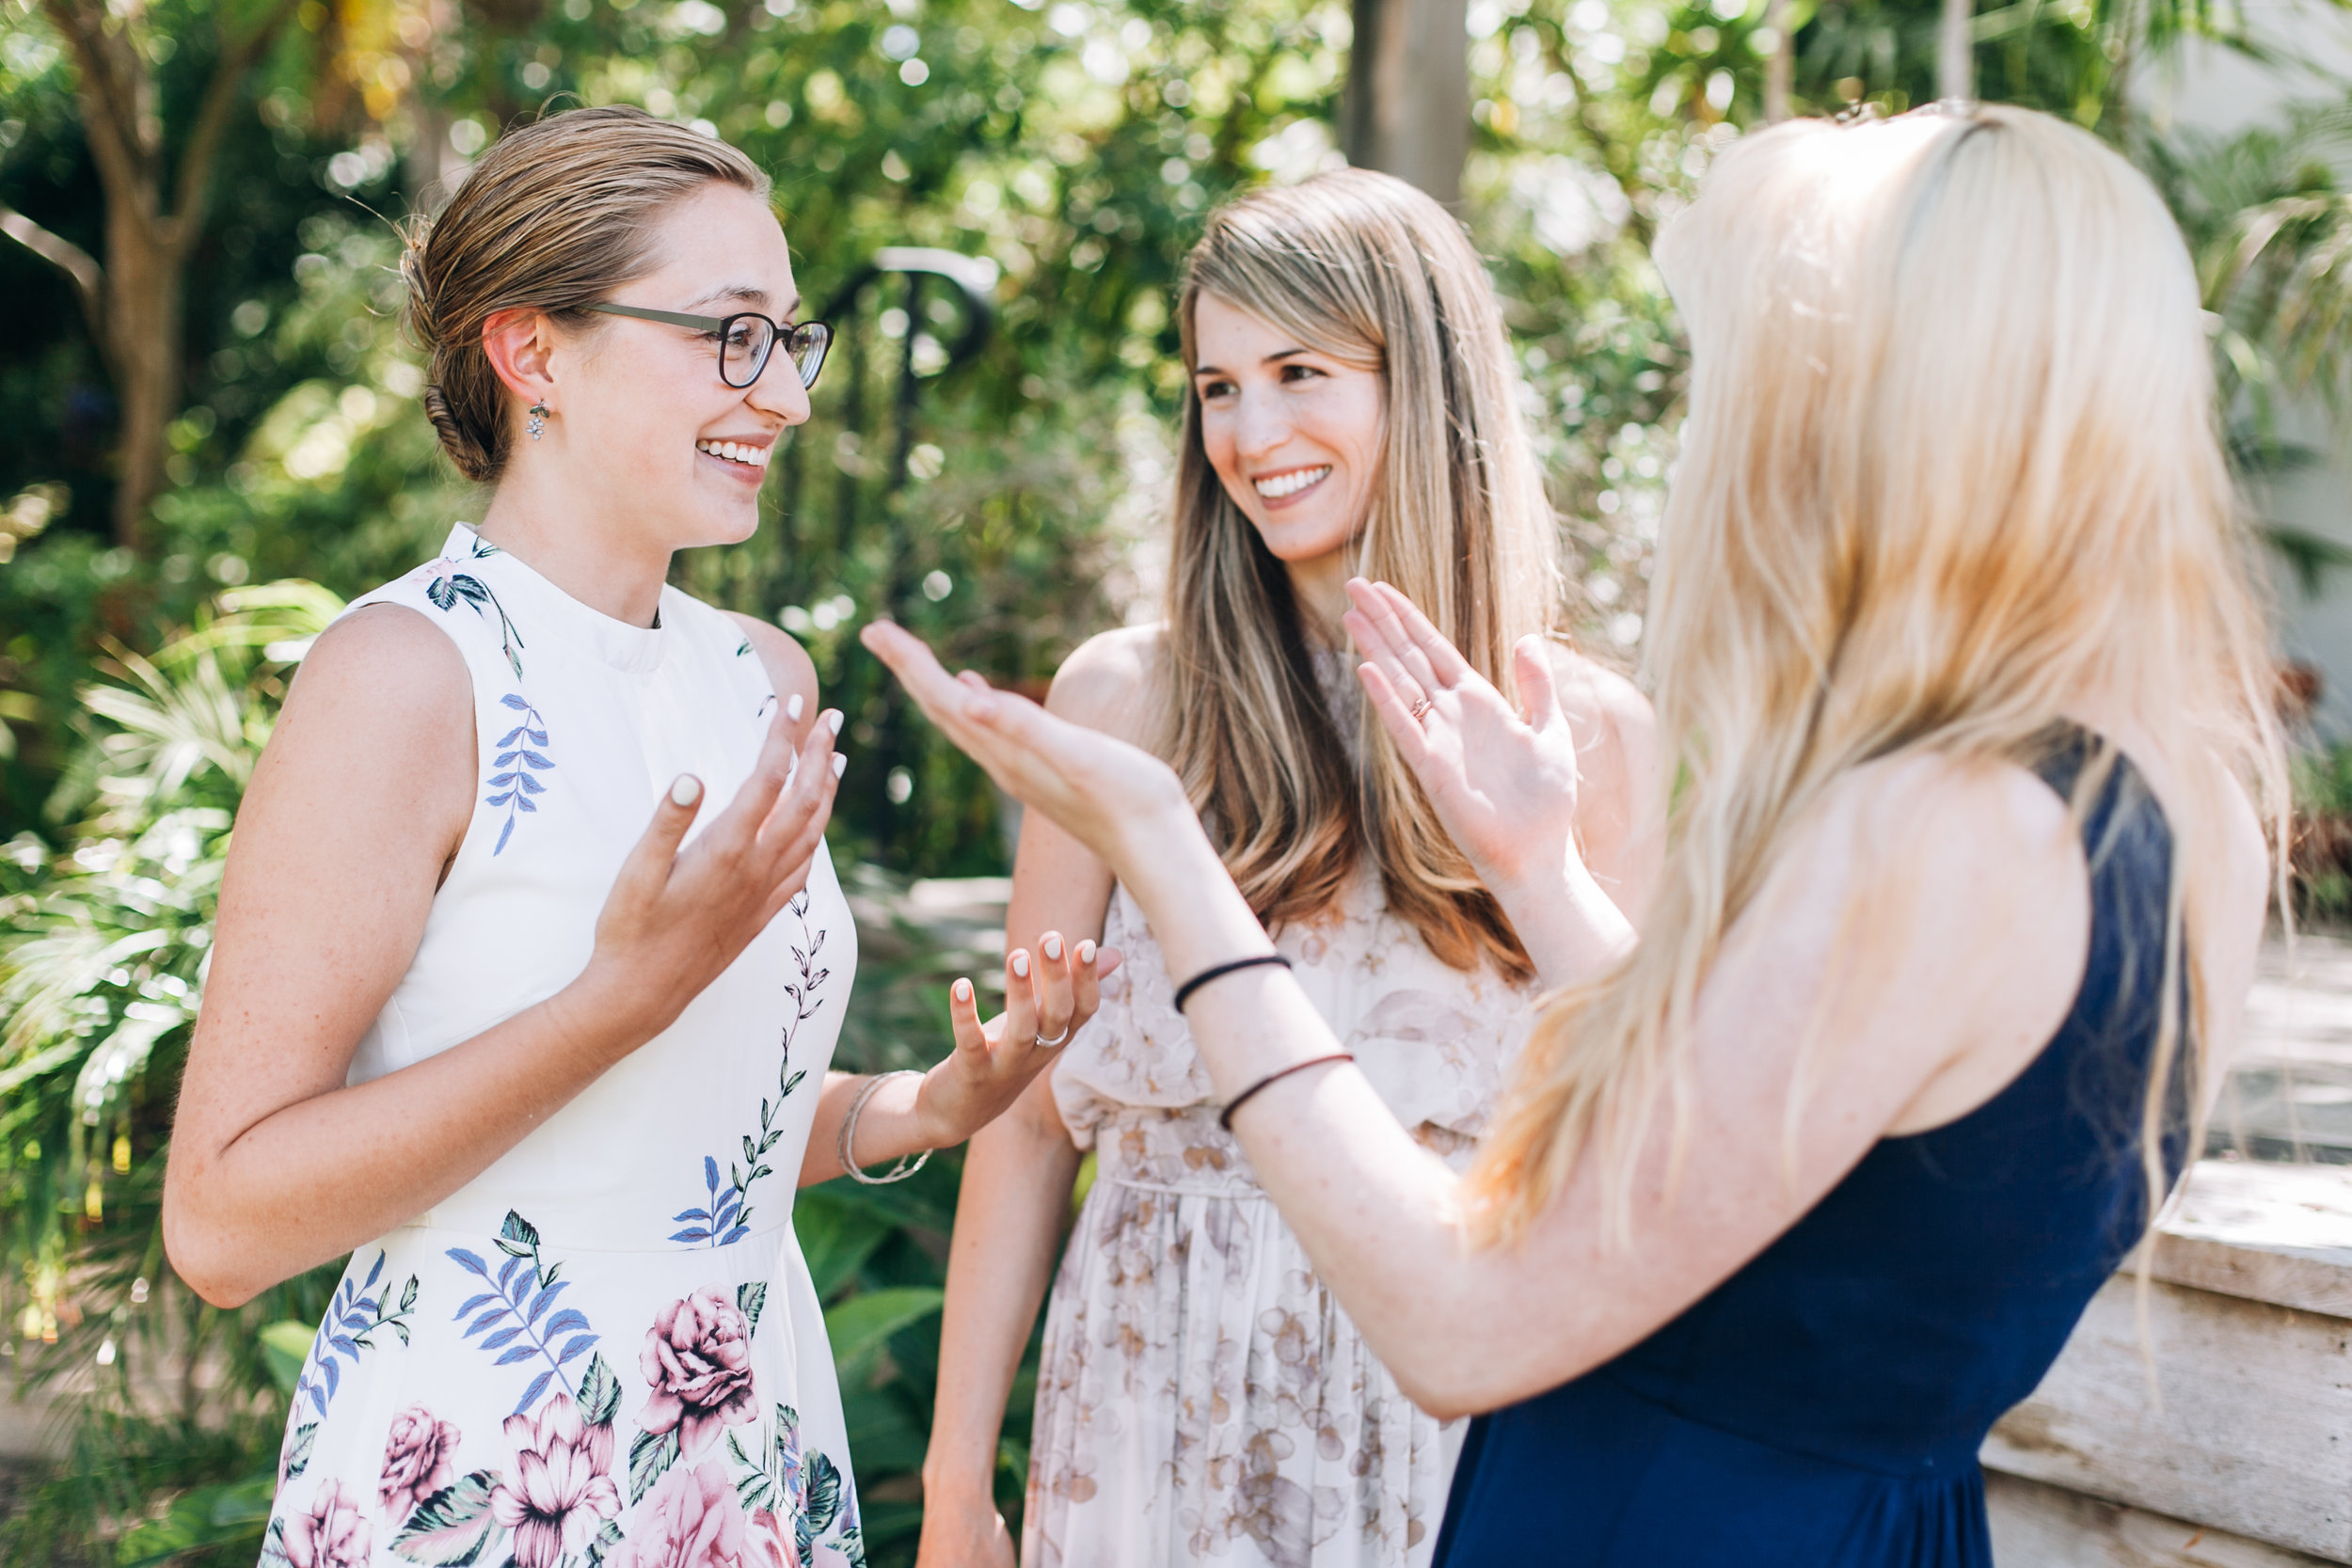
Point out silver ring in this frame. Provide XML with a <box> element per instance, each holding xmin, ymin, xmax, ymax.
<box><xmin>1034</xmin><ymin>1019</ymin><xmax>1074</xmax><ymax>1049</ymax></box>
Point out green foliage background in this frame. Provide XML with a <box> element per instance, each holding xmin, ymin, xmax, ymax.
<box><xmin>4</xmin><ymin>0</ymin><xmax>2352</xmax><ymax>1560</ymax></box>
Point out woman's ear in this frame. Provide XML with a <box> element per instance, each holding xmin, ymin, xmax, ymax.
<box><xmin>481</xmin><ymin>308</ymin><xmax>559</xmax><ymax>412</ymax></box>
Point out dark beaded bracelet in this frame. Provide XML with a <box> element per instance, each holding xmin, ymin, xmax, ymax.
<box><xmin>1170</xmin><ymin>952</ymin><xmax>1293</xmax><ymax>1013</ymax></box>
<box><xmin>1218</xmin><ymin>1053</ymin><xmax>1356</xmax><ymax>1132</ymax></box>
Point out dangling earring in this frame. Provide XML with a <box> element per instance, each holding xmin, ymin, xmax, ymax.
<box><xmin>527</xmin><ymin>402</ymin><xmax>549</xmax><ymax>441</ymax></box>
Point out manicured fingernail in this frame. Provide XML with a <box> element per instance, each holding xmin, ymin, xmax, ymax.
<box><xmin>671</xmin><ymin>775</ymin><xmax>702</xmax><ymax>806</ymax></box>
<box><xmin>787</xmin><ymin>693</ymin><xmax>804</xmax><ymax>721</ymax></box>
<box><xmin>1042</xmin><ymin>934</ymin><xmax>1063</xmax><ymax>961</ymax></box>
<box><xmin>1010</xmin><ymin>949</ymin><xmax>1030</xmax><ymax>979</ymax></box>
<box><xmin>826</xmin><ymin>709</ymin><xmax>844</xmax><ymax>736</ymax></box>
<box><xmin>953</xmin><ymin>977</ymin><xmax>973</xmax><ymax>1003</ymax></box>
<box><xmin>1077</xmin><ymin>940</ymin><xmax>1095</xmax><ymax>965</ymax></box>
<box><xmin>831</xmin><ymin>753</ymin><xmax>847</xmax><ymax>779</ymax></box>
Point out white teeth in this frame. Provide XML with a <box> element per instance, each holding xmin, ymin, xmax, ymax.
<box><xmin>697</xmin><ymin>439</ymin><xmax>770</xmax><ymax>470</ymax></box>
<box><xmin>1253</xmin><ymin>466</ymin><xmax>1329</xmax><ymax>499</ymax></box>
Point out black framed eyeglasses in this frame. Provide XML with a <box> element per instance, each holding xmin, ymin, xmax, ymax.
<box><xmin>584</xmin><ymin>303</ymin><xmax>833</xmax><ymax>390</ymax></box>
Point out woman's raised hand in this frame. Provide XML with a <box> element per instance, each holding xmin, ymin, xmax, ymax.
<box><xmin>1343</xmin><ymin>578</ymin><xmax>1584</xmax><ymax>897</ymax></box>
<box><xmin>917</xmin><ymin>927</ymin><xmax>1120</xmax><ymax>1148</ymax></box>
<box><xmin>574</xmin><ymin>696</ymin><xmax>843</xmax><ymax>1046</ymax></box>
<box><xmin>858</xmin><ymin>620</ymin><xmax>1190</xmax><ymax>879</ymax></box>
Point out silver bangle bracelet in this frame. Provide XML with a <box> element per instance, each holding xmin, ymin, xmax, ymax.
<box><xmin>837</xmin><ymin>1069</ymin><xmax>931</xmax><ymax>1185</ymax></box>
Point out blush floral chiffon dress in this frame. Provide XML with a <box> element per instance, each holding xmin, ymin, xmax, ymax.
<box><xmin>260</xmin><ymin>527</ymin><xmax>866</xmax><ymax>1568</ymax></box>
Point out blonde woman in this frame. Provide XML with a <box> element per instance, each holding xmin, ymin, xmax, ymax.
<box><xmin>914</xmin><ymin>170</ymin><xmax>1657</xmax><ymax>1568</ymax></box>
<box><xmin>875</xmin><ymin>103</ymin><xmax>2281</xmax><ymax>1568</ymax></box>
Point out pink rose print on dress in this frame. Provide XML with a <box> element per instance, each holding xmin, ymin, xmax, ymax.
<box><xmin>638</xmin><ymin>1285</ymin><xmax>756</xmax><ymax>1461</ymax></box>
<box><xmin>378</xmin><ymin>1404</ymin><xmax>462</xmax><ymax>1523</ymax></box>
<box><xmin>281</xmin><ymin>1479</ymin><xmax>373</xmax><ymax>1568</ymax></box>
<box><xmin>489</xmin><ymin>1393</ymin><xmax>622</xmax><ymax>1568</ymax></box>
<box><xmin>612</xmin><ymin>1459</ymin><xmax>754</xmax><ymax>1568</ymax></box>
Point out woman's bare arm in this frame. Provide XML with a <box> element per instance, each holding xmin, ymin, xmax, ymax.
<box><xmin>165</xmin><ymin>606</ymin><xmax>841</xmax><ymax>1307</ymax></box>
<box><xmin>1551</xmin><ymin>648</ymin><xmax>1662</xmax><ymax>926</ymax></box>
<box><xmin>860</xmin><ymin>617</ymin><xmax>2256</xmax><ymax>1421</ymax></box>
<box><xmin>916</xmin><ymin>629</ymin><xmax>1157</xmax><ymax>1568</ymax></box>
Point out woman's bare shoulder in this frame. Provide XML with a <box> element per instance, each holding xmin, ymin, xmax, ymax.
<box><xmin>1046</xmin><ymin>625</ymin><xmax>1168</xmax><ymax>747</ymax></box>
<box><xmin>290</xmin><ymin>601</ymin><xmax>474</xmax><ymax>725</ymax></box>
<box><xmin>726</xmin><ymin>611</ymin><xmax>820</xmax><ymax>742</ymax></box>
<box><xmin>246</xmin><ymin>602</ymin><xmax>476</xmax><ymax>863</ymax></box>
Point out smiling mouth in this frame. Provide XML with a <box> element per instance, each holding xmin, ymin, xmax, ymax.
<box><xmin>1252</xmin><ymin>465</ymin><xmax>1330</xmax><ymax>499</ymax></box>
<box><xmin>696</xmin><ymin>438</ymin><xmax>771</xmax><ymax>471</ymax></box>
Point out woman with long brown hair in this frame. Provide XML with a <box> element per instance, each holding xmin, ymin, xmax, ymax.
<box><xmin>876</xmin><ymin>103</ymin><xmax>2283</xmax><ymax>1567</ymax></box>
<box><xmin>916</xmin><ymin>169</ymin><xmax>1657</xmax><ymax>1568</ymax></box>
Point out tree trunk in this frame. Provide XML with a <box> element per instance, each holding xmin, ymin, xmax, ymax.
<box><xmin>0</xmin><ymin>0</ymin><xmax>295</xmax><ymax>553</ymax></box>
<box><xmin>1938</xmin><ymin>0</ymin><xmax>1976</xmax><ymax>102</ymax></box>
<box><xmin>103</xmin><ymin>207</ymin><xmax>182</xmax><ymax>557</ymax></box>
<box><xmin>1343</xmin><ymin>0</ymin><xmax>1470</xmax><ymax>205</ymax></box>
<box><xmin>1763</xmin><ymin>0</ymin><xmax>1794</xmax><ymax>121</ymax></box>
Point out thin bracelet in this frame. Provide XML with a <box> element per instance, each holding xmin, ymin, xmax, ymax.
<box><xmin>1172</xmin><ymin>953</ymin><xmax>1293</xmax><ymax>1013</ymax></box>
<box><xmin>1218</xmin><ymin>1052</ymin><xmax>1355</xmax><ymax>1132</ymax></box>
<box><xmin>838</xmin><ymin>1069</ymin><xmax>931</xmax><ymax>1185</ymax></box>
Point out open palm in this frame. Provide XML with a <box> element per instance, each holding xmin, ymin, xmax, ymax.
<box><xmin>1342</xmin><ymin>578</ymin><xmax>1585</xmax><ymax>895</ymax></box>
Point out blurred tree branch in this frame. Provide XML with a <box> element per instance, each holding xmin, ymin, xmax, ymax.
<box><xmin>0</xmin><ymin>0</ymin><xmax>301</xmax><ymax>553</ymax></box>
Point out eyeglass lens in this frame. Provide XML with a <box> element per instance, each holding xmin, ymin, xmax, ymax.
<box><xmin>720</xmin><ymin>316</ymin><xmax>832</xmax><ymax>391</ymax></box>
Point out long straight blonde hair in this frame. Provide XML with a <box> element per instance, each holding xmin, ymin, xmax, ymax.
<box><xmin>1470</xmin><ymin>105</ymin><xmax>2287</xmax><ymax>1242</ymax></box>
<box><xmin>1168</xmin><ymin>170</ymin><xmax>1561</xmax><ymax>978</ymax></box>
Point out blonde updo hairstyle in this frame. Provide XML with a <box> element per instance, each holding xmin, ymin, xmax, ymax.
<box><xmin>402</xmin><ymin>105</ymin><xmax>771</xmax><ymax>483</ymax></box>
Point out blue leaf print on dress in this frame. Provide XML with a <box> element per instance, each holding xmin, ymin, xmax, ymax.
<box><xmin>448</xmin><ymin>1210</ymin><xmax>603</xmax><ymax>1417</ymax></box>
<box><xmin>485</xmin><ymin>693</ymin><xmax>555</xmax><ymax>855</ymax></box>
<box><xmin>674</xmin><ymin>892</ymin><xmax>828</xmax><ymax>1247</ymax></box>
<box><xmin>424</xmin><ymin>554</ymin><xmax>526</xmax><ymax>678</ymax></box>
<box><xmin>286</xmin><ymin>1249</ymin><xmax>419</xmax><ymax>1477</ymax></box>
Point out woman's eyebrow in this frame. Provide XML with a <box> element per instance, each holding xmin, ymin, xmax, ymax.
<box><xmin>1193</xmin><ymin>348</ymin><xmax>1312</xmax><ymax>379</ymax></box>
<box><xmin>684</xmin><ymin>284</ymin><xmax>803</xmax><ymax>318</ymax></box>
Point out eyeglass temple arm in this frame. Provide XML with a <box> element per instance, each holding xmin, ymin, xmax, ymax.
<box><xmin>585</xmin><ymin>303</ymin><xmax>726</xmax><ymax>331</ymax></box>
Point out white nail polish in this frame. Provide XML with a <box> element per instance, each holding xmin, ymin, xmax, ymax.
<box><xmin>670</xmin><ymin>775</ymin><xmax>702</xmax><ymax>806</ymax></box>
<box><xmin>826</xmin><ymin>709</ymin><xmax>844</xmax><ymax>736</ymax></box>
<box><xmin>954</xmin><ymin>977</ymin><xmax>972</xmax><ymax>1002</ymax></box>
<box><xmin>1078</xmin><ymin>941</ymin><xmax>1095</xmax><ymax>965</ymax></box>
<box><xmin>1043</xmin><ymin>934</ymin><xmax>1063</xmax><ymax>960</ymax></box>
<box><xmin>1011</xmin><ymin>950</ymin><xmax>1030</xmax><ymax>978</ymax></box>
<box><xmin>831</xmin><ymin>753</ymin><xmax>847</xmax><ymax>779</ymax></box>
<box><xmin>787</xmin><ymin>693</ymin><xmax>804</xmax><ymax>721</ymax></box>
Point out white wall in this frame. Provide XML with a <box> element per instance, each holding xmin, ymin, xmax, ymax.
<box><xmin>2147</xmin><ymin>5</ymin><xmax>2352</xmax><ymax>734</ymax></box>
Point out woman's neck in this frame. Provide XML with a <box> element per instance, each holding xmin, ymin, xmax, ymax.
<box><xmin>474</xmin><ymin>467</ymin><xmax>671</xmax><ymax>628</ymax></box>
<box><xmin>1283</xmin><ymin>547</ymin><xmax>1354</xmax><ymax>651</ymax></box>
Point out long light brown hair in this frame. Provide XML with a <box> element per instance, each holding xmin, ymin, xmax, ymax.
<box><xmin>1167</xmin><ymin>170</ymin><xmax>1561</xmax><ymax>978</ymax></box>
<box><xmin>1470</xmin><ymin>105</ymin><xmax>2287</xmax><ymax>1242</ymax></box>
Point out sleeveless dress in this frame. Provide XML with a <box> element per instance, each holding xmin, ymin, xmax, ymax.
<box><xmin>1433</xmin><ymin>723</ymin><xmax>2190</xmax><ymax>1568</ymax></box>
<box><xmin>1025</xmin><ymin>868</ymin><xmax>1539</xmax><ymax>1568</ymax></box>
<box><xmin>260</xmin><ymin>526</ymin><xmax>868</xmax><ymax>1568</ymax></box>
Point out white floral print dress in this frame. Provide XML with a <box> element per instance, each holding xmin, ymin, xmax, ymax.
<box><xmin>1026</xmin><ymin>867</ymin><xmax>1538</xmax><ymax>1568</ymax></box>
<box><xmin>261</xmin><ymin>526</ymin><xmax>865</xmax><ymax>1568</ymax></box>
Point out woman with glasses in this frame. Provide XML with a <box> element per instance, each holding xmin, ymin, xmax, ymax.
<box><xmin>916</xmin><ymin>170</ymin><xmax>1658</xmax><ymax>1568</ymax></box>
<box><xmin>163</xmin><ymin>106</ymin><xmax>1104</xmax><ymax>1567</ymax></box>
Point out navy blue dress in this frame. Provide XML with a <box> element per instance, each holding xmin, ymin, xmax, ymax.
<box><xmin>1433</xmin><ymin>724</ymin><xmax>2190</xmax><ymax>1567</ymax></box>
